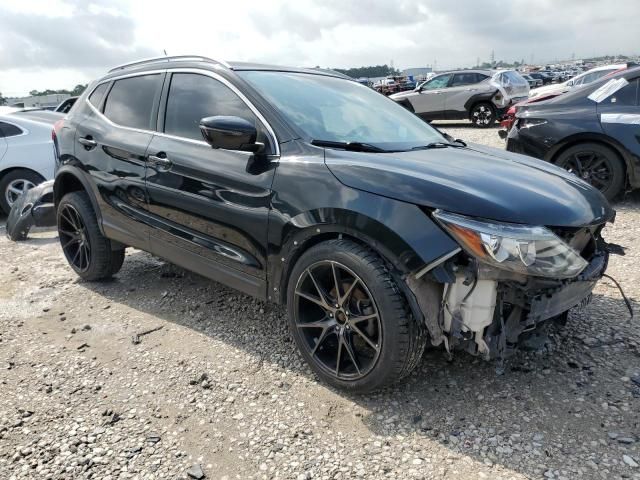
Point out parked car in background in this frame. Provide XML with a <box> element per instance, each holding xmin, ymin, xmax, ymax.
<box><xmin>506</xmin><ymin>67</ymin><xmax>640</xmax><ymax>200</ymax></box>
<box><xmin>0</xmin><ymin>110</ymin><xmax>62</xmax><ymax>214</ymax></box>
<box><xmin>55</xmin><ymin>96</ymin><xmax>78</xmax><ymax>114</ymax></box>
<box><xmin>498</xmin><ymin>92</ymin><xmax>562</xmax><ymax>136</ymax></box>
<box><xmin>390</xmin><ymin>69</ymin><xmax>529</xmax><ymax>127</ymax></box>
<box><xmin>49</xmin><ymin>55</ymin><xmax>614</xmax><ymax>392</ymax></box>
<box><xmin>529</xmin><ymin>64</ymin><xmax>629</xmax><ymax>99</ymax></box>
<box><xmin>521</xmin><ymin>74</ymin><xmax>543</xmax><ymax>88</ymax></box>
<box><xmin>528</xmin><ymin>72</ymin><xmax>553</xmax><ymax>85</ymax></box>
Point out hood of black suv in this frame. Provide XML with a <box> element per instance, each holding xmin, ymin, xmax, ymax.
<box><xmin>325</xmin><ymin>143</ymin><xmax>614</xmax><ymax>228</ymax></box>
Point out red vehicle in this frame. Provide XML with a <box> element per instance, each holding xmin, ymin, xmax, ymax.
<box><xmin>498</xmin><ymin>93</ymin><xmax>559</xmax><ymax>138</ymax></box>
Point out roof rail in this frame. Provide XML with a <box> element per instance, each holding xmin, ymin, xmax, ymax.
<box><xmin>108</xmin><ymin>55</ymin><xmax>231</xmax><ymax>73</ymax></box>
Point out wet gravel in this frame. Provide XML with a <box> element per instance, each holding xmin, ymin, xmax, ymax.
<box><xmin>1</xmin><ymin>123</ymin><xmax>639</xmax><ymax>479</ymax></box>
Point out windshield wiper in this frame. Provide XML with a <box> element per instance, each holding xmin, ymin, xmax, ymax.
<box><xmin>311</xmin><ymin>139</ymin><xmax>387</xmax><ymax>153</ymax></box>
<box><xmin>411</xmin><ymin>141</ymin><xmax>466</xmax><ymax>150</ymax></box>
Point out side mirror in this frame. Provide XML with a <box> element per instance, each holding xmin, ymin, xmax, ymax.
<box><xmin>199</xmin><ymin>116</ymin><xmax>265</xmax><ymax>153</ymax></box>
<box><xmin>567</xmin><ymin>80</ymin><xmax>574</xmax><ymax>87</ymax></box>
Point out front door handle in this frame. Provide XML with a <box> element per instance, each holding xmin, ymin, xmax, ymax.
<box><xmin>148</xmin><ymin>153</ymin><xmax>173</xmax><ymax>171</ymax></box>
<box><xmin>78</xmin><ymin>136</ymin><xmax>97</xmax><ymax>149</ymax></box>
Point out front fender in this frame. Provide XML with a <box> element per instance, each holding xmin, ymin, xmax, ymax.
<box><xmin>268</xmin><ymin>195</ymin><xmax>459</xmax><ymax>304</ymax></box>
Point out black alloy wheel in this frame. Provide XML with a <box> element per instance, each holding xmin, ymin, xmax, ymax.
<box><xmin>57</xmin><ymin>191</ymin><xmax>125</xmax><ymax>280</ymax></box>
<box><xmin>293</xmin><ymin>260</ymin><xmax>382</xmax><ymax>381</ymax></box>
<box><xmin>470</xmin><ymin>102</ymin><xmax>496</xmax><ymax>128</ymax></box>
<box><xmin>555</xmin><ymin>143</ymin><xmax>625</xmax><ymax>200</ymax></box>
<box><xmin>287</xmin><ymin>239</ymin><xmax>430</xmax><ymax>393</ymax></box>
<box><xmin>59</xmin><ymin>204</ymin><xmax>91</xmax><ymax>273</ymax></box>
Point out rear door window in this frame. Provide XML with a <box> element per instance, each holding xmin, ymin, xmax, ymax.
<box><xmin>103</xmin><ymin>74</ymin><xmax>162</xmax><ymax>130</ymax></box>
<box><xmin>451</xmin><ymin>73</ymin><xmax>479</xmax><ymax>87</ymax></box>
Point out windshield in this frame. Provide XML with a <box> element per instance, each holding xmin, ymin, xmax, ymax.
<box><xmin>238</xmin><ymin>71</ymin><xmax>447</xmax><ymax>151</ymax></box>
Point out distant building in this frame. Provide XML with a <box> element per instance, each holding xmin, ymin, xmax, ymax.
<box><xmin>402</xmin><ymin>67</ymin><xmax>433</xmax><ymax>80</ymax></box>
<box><xmin>9</xmin><ymin>93</ymin><xmax>70</xmax><ymax>109</ymax></box>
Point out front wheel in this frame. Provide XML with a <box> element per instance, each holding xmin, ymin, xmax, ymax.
<box><xmin>555</xmin><ymin>143</ymin><xmax>625</xmax><ymax>201</ymax></box>
<box><xmin>286</xmin><ymin>239</ymin><xmax>427</xmax><ymax>393</ymax></box>
<box><xmin>57</xmin><ymin>192</ymin><xmax>125</xmax><ymax>281</ymax></box>
<box><xmin>469</xmin><ymin>102</ymin><xmax>496</xmax><ymax>128</ymax></box>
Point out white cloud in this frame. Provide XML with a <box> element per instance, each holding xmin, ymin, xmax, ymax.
<box><xmin>1</xmin><ymin>0</ymin><xmax>638</xmax><ymax>96</ymax></box>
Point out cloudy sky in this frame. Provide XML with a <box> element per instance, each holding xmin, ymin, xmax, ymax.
<box><xmin>0</xmin><ymin>0</ymin><xmax>638</xmax><ymax>97</ymax></box>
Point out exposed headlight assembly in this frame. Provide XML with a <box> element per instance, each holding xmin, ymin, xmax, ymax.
<box><xmin>433</xmin><ymin>210</ymin><xmax>588</xmax><ymax>278</ymax></box>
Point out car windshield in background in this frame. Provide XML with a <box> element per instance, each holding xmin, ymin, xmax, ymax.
<box><xmin>238</xmin><ymin>71</ymin><xmax>447</xmax><ymax>152</ymax></box>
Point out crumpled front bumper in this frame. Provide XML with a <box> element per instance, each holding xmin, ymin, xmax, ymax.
<box><xmin>5</xmin><ymin>180</ymin><xmax>56</xmax><ymax>241</ymax></box>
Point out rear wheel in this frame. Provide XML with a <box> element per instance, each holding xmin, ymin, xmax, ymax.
<box><xmin>287</xmin><ymin>239</ymin><xmax>427</xmax><ymax>393</ymax></box>
<box><xmin>0</xmin><ymin>169</ymin><xmax>45</xmax><ymax>215</ymax></box>
<box><xmin>469</xmin><ymin>102</ymin><xmax>496</xmax><ymax>128</ymax></box>
<box><xmin>555</xmin><ymin>143</ymin><xmax>625</xmax><ymax>200</ymax></box>
<box><xmin>57</xmin><ymin>191</ymin><xmax>125</xmax><ymax>280</ymax></box>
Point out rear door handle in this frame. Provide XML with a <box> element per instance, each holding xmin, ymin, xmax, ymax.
<box><xmin>148</xmin><ymin>153</ymin><xmax>173</xmax><ymax>171</ymax></box>
<box><xmin>78</xmin><ymin>136</ymin><xmax>97</xmax><ymax>149</ymax></box>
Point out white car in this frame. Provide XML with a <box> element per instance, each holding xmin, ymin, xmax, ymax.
<box><xmin>529</xmin><ymin>64</ymin><xmax>627</xmax><ymax>99</ymax></box>
<box><xmin>0</xmin><ymin>110</ymin><xmax>62</xmax><ymax>214</ymax></box>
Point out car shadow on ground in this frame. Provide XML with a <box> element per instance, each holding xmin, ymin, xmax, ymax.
<box><xmin>76</xmin><ymin>246</ymin><xmax>639</xmax><ymax>479</ymax></box>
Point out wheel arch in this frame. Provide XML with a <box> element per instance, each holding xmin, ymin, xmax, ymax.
<box><xmin>464</xmin><ymin>90</ymin><xmax>498</xmax><ymax>117</ymax></box>
<box><xmin>54</xmin><ymin>166</ymin><xmax>105</xmax><ymax>235</ymax></box>
<box><xmin>0</xmin><ymin>166</ymin><xmax>47</xmax><ymax>183</ymax></box>
<box><xmin>545</xmin><ymin>133</ymin><xmax>633</xmax><ymax>186</ymax></box>
<box><xmin>269</xmin><ymin>206</ymin><xmax>458</xmax><ymax>306</ymax></box>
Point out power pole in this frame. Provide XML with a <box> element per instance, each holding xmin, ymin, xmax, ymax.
<box><xmin>476</xmin><ymin>56</ymin><xmax>480</xmax><ymax>67</ymax></box>
<box><xmin>490</xmin><ymin>50</ymin><xmax>495</xmax><ymax>66</ymax></box>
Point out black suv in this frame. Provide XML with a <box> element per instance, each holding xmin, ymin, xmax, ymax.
<box><xmin>53</xmin><ymin>56</ymin><xmax>614</xmax><ymax>392</ymax></box>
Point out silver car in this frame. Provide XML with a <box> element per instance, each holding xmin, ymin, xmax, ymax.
<box><xmin>390</xmin><ymin>69</ymin><xmax>530</xmax><ymax>127</ymax></box>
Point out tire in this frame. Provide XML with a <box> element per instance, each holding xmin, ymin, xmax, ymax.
<box><xmin>0</xmin><ymin>169</ymin><xmax>45</xmax><ymax>215</ymax></box>
<box><xmin>469</xmin><ymin>102</ymin><xmax>496</xmax><ymax>128</ymax></box>
<box><xmin>57</xmin><ymin>191</ymin><xmax>125</xmax><ymax>281</ymax></box>
<box><xmin>555</xmin><ymin>143</ymin><xmax>625</xmax><ymax>201</ymax></box>
<box><xmin>286</xmin><ymin>239</ymin><xmax>427</xmax><ymax>393</ymax></box>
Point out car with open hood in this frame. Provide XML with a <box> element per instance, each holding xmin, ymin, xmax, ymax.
<box><xmin>48</xmin><ymin>56</ymin><xmax>617</xmax><ymax>392</ymax></box>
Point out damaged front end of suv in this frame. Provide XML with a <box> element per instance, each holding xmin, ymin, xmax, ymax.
<box><xmin>407</xmin><ymin>208</ymin><xmax>615</xmax><ymax>361</ymax></box>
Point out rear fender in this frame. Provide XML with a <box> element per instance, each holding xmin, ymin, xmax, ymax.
<box><xmin>54</xmin><ymin>164</ymin><xmax>105</xmax><ymax>234</ymax></box>
<box><xmin>545</xmin><ymin>132</ymin><xmax>637</xmax><ymax>187</ymax></box>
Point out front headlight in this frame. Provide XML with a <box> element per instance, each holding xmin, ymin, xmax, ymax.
<box><xmin>433</xmin><ymin>210</ymin><xmax>588</xmax><ymax>278</ymax></box>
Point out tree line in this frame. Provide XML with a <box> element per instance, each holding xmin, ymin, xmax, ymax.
<box><xmin>331</xmin><ymin>64</ymin><xmax>400</xmax><ymax>79</ymax></box>
<box><xmin>0</xmin><ymin>84</ymin><xmax>88</xmax><ymax>105</ymax></box>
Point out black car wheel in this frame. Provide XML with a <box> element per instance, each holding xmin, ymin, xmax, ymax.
<box><xmin>0</xmin><ymin>169</ymin><xmax>45</xmax><ymax>215</ymax></box>
<box><xmin>287</xmin><ymin>239</ymin><xmax>427</xmax><ymax>393</ymax></box>
<box><xmin>57</xmin><ymin>192</ymin><xmax>125</xmax><ymax>280</ymax></box>
<box><xmin>470</xmin><ymin>102</ymin><xmax>496</xmax><ymax>128</ymax></box>
<box><xmin>555</xmin><ymin>143</ymin><xmax>625</xmax><ymax>200</ymax></box>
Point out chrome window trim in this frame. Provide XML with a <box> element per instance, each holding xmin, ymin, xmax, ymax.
<box><xmin>84</xmin><ymin>68</ymin><xmax>280</xmax><ymax>157</ymax></box>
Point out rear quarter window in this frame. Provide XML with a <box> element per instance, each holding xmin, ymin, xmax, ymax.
<box><xmin>103</xmin><ymin>74</ymin><xmax>163</xmax><ymax>130</ymax></box>
<box><xmin>0</xmin><ymin>121</ymin><xmax>23</xmax><ymax>137</ymax></box>
<box><xmin>88</xmin><ymin>83</ymin><xmax>109</xmax><ymax>109</ymax></box>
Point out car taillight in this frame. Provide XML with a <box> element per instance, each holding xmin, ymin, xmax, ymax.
<box><xmin>52</xmin><ymin>119</ymin><xmax>64</xmax><ymax>141</ymax></box>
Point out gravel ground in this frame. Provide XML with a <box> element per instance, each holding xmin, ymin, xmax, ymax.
<box><xmin>1</xmin><ymin>123</ymin><xmax>639</xmax><ymax>480</ymax></box>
